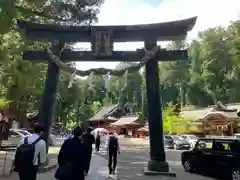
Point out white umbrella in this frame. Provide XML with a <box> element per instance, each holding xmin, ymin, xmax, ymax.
<box><xmin>91</xmin><ymin>128</ymin><xmax>109</xmax><ymax>135</ymax></box>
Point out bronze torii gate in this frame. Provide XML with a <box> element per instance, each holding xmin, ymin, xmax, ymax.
<box><xmin>17</xmin><ymin>17</ymin><xmax>197</xmax><ymax>175</ymax></box>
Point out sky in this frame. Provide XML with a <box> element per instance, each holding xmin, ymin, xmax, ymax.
<box><xmin>74</xmin><ymin>0</ymin><xmax>240</xmax><ymax>70</ymax></box>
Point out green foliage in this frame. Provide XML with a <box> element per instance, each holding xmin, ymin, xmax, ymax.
<box><xmin>0</xmin><ymin>98</ymin><xmax>12</xmax><ymax>109</ymax></box>
<box><xmin>163</xmin><ymin>105</ymin><xmax>190</xmax><ymax>134</ymax></box>
<box><xmin>0</xmin><ymin>0</ymin><xmax>104</xmax><ymax>128</ymax></box>
<box><xmin>1</xmin><ymin>0</ymin><xmax>240</xmax><ymax>130</ymax></box>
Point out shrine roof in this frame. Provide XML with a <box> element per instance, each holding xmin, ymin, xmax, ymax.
<box><xmin>17</xmin><ymin>16</ymin><xmax>197</xmax><ymax>42</ymax></box>
<box><xmin>200</xmin><ymin>111</ymin><xmax>238</xmax><ymax>120</ymax></box>
<box><xmin>88</xmin><ymin>104</ymin><xmax>118</xmax><ymax>121</ymax></box>
<box><xmin>110</xmin><ymin>116</ymin><xmax>139</xmax><ymax>126</ymax></box>
<box><xmin>181</xmin><ymin>103</ymin><xmax>240</xmax><ymax>120</ymax></box>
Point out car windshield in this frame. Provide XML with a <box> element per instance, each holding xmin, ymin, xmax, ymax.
<box><xmin>188</xmin><ymin>135</ymin><xmax>198</xmax><ymax>140</ymax></box>
<box><xmin>171</xmin><ymin>136</ymin><xmax>180</xmax><ymax>140</ymax></box>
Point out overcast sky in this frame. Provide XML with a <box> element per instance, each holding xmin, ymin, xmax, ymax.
<box><xmin>74</xmin><ymin>0</ymin><xmax>240</xmax><ymax>70</ymax></box>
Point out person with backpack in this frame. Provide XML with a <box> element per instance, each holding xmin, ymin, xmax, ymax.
<box><xmin>107</xmin><ymin>132</ymin><xmax>120</xmax><ymax>175</ymax></box>
<box><xmin>83</xmin><ymin>126</ymin><xmax>95</xmax><ymax>176</ymax></box>
<box><xmin>14</xmin><ymin>124</ymin><xmax>46</xmax><ymax>180</ymax></box>
<box><xmin>55</xmin><ymin>127</ymin><xmax>86</xmax><ymax>180</ymax></box>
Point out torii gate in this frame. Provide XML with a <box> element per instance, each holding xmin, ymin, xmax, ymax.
<box><xmin>17</xmin><ymin>16</ymin><xmax>197</xmax><ymax>175</ymax></box>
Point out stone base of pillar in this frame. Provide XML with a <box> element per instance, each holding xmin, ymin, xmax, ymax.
<box><xmin>144</xmin><ymin>160</ymin><xmax>176</xmax><ymax>177</ymax></box>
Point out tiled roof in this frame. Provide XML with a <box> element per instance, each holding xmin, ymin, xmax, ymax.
<box><xmin>110</xmin><ymin>116</ymin><xmax>139</xmax><ymax>126</ymax></box>
<box><xmin>181</xmin><ymin>103</ymin><xmax>240</xmax><ymax>119</ymax></box>
<box><xmin>89</xmin><ymin>104</ymin><xmax>118</xmax><ymax>121</ymax></box>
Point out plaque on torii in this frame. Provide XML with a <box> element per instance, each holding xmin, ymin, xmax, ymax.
<box><xmin>91</xmin><ymin>28</ymin><xmax>113</xmax><ymax>57</ymax></box>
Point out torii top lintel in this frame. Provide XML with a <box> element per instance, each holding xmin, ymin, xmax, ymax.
<box><xmin>17</xmin><ymin>17</ymin><xmax>197</xmax><ymax>42</ymax></box>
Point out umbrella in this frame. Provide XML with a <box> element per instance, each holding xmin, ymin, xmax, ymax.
<box><xmin>91</xmin><ymin>128</ymin><xmax>109</xmax><ymax>135</ymax></box>
<box><xmin>137</xmin><ymin>127</ymin><xmax>149</xmax><ymax>132</ymax></box>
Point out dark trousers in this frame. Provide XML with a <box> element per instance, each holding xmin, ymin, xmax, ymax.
<box><xmin>95</xmin><ymin>141</ymin><xmax>100</xmax><ymax>151</ymax></box>
<box><xmin>18</xmin><ymin>166</ymin><xmax>38</xmax><ymax>180</ymax></box>
<box><xmin>85</xmin><ymin>150</ymin><xmax>92</xmax><ymax>174</ymax></box>
<box><xmin>108</xmin><ymin>150</ymin><xmax>117</xmax><ymax>173</ymax></box>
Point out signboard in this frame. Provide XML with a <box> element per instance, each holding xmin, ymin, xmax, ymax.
<box><xmin>92</xmin><ymin>28</ymin><xmax>113</xmax><ymax>57</ymax></box>
<box><xmin>0</xmin><ymin>120</ymin><xmax>9</xmax><ymax>141</ymax></box>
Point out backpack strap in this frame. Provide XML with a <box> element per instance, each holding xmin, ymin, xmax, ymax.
<box><xmin>32</xmin><ymin>137</ymin><xmax>41</xmax><ymax>145</ymax></box>
<box><xmin>32</xmin><ymin>137</ymin><xmax>42</xmax><ymax>165</ymax></box>
<box><xmin>24</xmin><ymin>137</ymin><xmax>28</xmax><ymax>144</ymax></box>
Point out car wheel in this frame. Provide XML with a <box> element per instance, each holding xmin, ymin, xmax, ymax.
<box><xmin>174</xmin><ymin>144</ymin><xmax>178</xmax><ymax>150</ymax></box>
<box><xmin>232</xmin><ymin>169</ymin><xmax>240</xmax><ymax>180</ymax></box>
<box><xmin>183</xmin><ymin>160</ymin><xmax>193</xmax><ymax>172</ymax></box>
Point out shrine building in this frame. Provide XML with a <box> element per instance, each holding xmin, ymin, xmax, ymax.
<box><xmin>181</xmin><ymin>102</ymin><xmax>240</xmax><ymax>136</ymax></box>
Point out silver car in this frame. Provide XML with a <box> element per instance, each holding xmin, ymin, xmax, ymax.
<box><xmin>180</xmin><ymin>134</ymin><xmax>198</xmax><ymax>148</ymax></box>
<box><xmin>165</xmin><ymin>135</ymin><xmax>190</xmax><ymax>150</ymax></box>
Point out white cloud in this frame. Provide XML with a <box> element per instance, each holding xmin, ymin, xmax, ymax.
<box><xmin>75</xmin><ymin>0</ymin><xmax>240</xmax><ymax>70</ymax></box>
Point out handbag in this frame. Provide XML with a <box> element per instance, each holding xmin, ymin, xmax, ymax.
<box><xmin>55</xmin><ymin>163</ymin><xmax>73</xmax><ymax>180</ymax></box>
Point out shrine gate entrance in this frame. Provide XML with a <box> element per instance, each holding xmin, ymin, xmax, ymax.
<box><xmin>17</xmin><ymin>17</ymin><xmax>197</xmax><ymax>174</ymax></box>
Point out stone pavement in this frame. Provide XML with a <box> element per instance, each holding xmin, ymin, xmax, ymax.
<box><xmin>0</xmin><ymin>146</ymin><xmax>60</xmax><ymax>177</ymax></box>
<box><xmin>0</xmin><ymin>151</ymin><xmax>14</xmax><ymax>176</ymax></box>
<box><xmin>2</xmin><ymin>153</ymin><xmax>116</xmax><ymax>180</ymax></box>
<box><xmin>116</xmin><ymin>138</ymin><xmax>216</xmax><ymax>180</ymax></box>
<box><xmin>2</xmin><ymin>137</ymin><xmax>213</xmax><ymax>180</ymax></box>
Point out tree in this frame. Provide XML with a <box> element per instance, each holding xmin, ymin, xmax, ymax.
<box><xmin>0</xmin><ymin>0</ymin><xmax>104</xmax><ymax>128</ymax></box>
<box><xmin>163</xmin><ymin>105</ymin><xmax>190</xmax><ymax>134</ymax></box>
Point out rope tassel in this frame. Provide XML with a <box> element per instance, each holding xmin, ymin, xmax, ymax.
<box><xmin>68</xmin><ymin>70</ymin><xmax>76</xmax><ymax>88</ymax></box>
<box><xmin>123</xmin><ymin>69</ymin><xmax>128</xmax><ymax>88</ymax></box>
<box><xmin>104</xmin><ymin>71</ymin><xmax>110</xmax><ymax>90</ymax></box>
<box><xmin>88</xmin><ymin>71</ymin><xmax>94</xmax><ymax>89</ymax></box>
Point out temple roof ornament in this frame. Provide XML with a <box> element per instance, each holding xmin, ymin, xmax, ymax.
<box><xmin>214</xmin><ymin>101</ymin><xmax>237</xmax><ymax>112</ymax></box>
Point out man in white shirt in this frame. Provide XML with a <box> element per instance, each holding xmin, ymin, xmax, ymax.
<box><xmin>15</xmin><ymin>124</ymin><xmax>47</xmax><ymax>180</ymax></box>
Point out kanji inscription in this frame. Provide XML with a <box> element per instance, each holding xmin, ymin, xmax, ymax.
<box><xmin>92</xmin><ymin>28</ymin><xmax>113</xmax><ymax>57</ymax></box>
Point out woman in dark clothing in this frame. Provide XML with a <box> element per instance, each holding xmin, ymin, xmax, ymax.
<box><xmin>57</xmin><ymin>127</ymin><xmax>86</xmax><ymax>180</ymax></box>
<box><xmin>83</xmin><ymin>127</ymin><xmax>95</xmax><ymax>175</ymax></box>
<box><xmin>95</xmin><ymin>131</ymin><xmax>101</xmax><ymax>151</ymax></box>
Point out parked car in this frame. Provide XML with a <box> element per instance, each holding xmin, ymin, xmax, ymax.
<box><xmin>1</xmin><ymin>128</ymin><xmax>56</xmax><ymax>147</ymax></box>
<box><xmin>164</xmin><ymin>135</ymin><xmax>190</xmax><ymax>150</ymax></box>
<box><xmin>181</xmin><ymin>137</ymin><xmax>240</xmax><ymax>180</ymax></box>
<box><xmin>1</xmin><ymin>128</ymin><xmax>32</xmax><ymax>147</ymax></box>
<box><xmin>180</xmin><ymin>134</ymin><xmax>198</xmax><ymax>148</ymax></box>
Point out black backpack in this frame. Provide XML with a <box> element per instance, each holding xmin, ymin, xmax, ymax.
<box><xmin>14</xmin><ymin>137</ymin><xmax>41</xmax><ymax>171</ymax></box>
<box><xmin>109</xmin><ymin>136</ymin><xmax>118</xmax><ymax>150</ymax></box>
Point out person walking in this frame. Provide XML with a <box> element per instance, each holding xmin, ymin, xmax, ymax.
<box><xmin>14</xmin><ymin>124</ymin><xmax>47</xmax><ymax>180</ymax></box>
<box><xmin>95</xmin><ymin>131</ymin><xmax>101</xmax><ymax>152</ymax></box>
<box><xmin>83</xmin><ymin>126</ymin><xmax>95</xmax><ymax>176</ymax></box>
<box><xmin>107</xmin><ymin>132</ymin><xmax>120</xmax><ymax>175</ymax></box>
<box><xmin>55</xmin><ymin>127</ymin><xmax>86</xmax><ymax>180</ymax></box>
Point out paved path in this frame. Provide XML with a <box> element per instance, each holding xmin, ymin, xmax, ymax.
<box><xmin>2</xmin><ymin>137</ymin><xmax>217</xmax><ymax>180</ymax></box>
<box><xmin>0</xmin><ymin>146</ymin><xmax>60</xmax><ymax>177</ymax></box>
<box><xmin>117</xmin><ymin>138</ymin><xmax>216</xmax><ymax>180</ymax></box>
<box><xmin>0</xmin><ymin>151</ymin><xmax>14</xmax><ymax>176</ymax></box>
<box><xmin>2</xmin><ymin>153</ymin><xmax>115</xmax><ymax>180</ymax></box>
